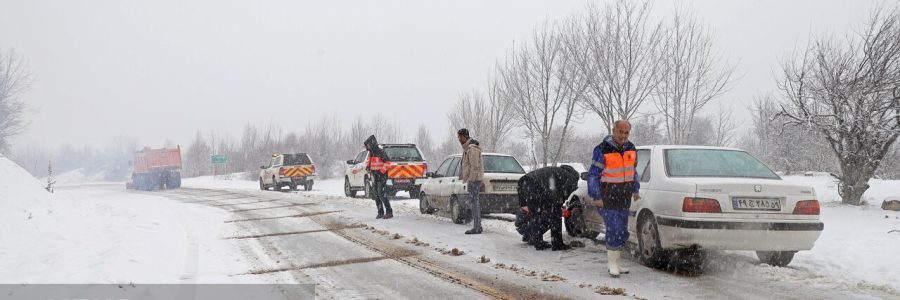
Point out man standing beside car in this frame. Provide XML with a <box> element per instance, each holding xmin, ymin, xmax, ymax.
<box><xmin>364</xmin><ymin>135</ymin><xmax>392</xmax><ymax>219</ymax></box>
<box><xmin>588</xmin><ymin>120</ymin><xmax>640</xmax><ymax>278</ymax></box>
<box><xmin>457</xmin><ymin>128</ymin><xmax>484</xmax><ymax>235</ymax></box>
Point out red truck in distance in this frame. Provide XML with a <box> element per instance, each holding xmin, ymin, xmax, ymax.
<box><xmin>127</xmin><ymin>146</ymin><xmax>183</xmax><ymax>191</ymax></box>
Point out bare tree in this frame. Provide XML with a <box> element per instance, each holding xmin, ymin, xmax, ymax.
<box><xmin>0</xmin><ymin>49</ymin><xmax>33</xmax><ymax>153</ymax></box>
<box><xmin>710</xmin><ymin>102</ymin><xmax>738</xmax><ymax>147</ymax></box>
<box><xmin>573</xmin><ymin>1</ymin><xmax>664</xmax><ymax>132</ymax></box>
<box><xmin>500</xmin><ymin>21</ymin><xmax>585</xmax><ymax>166</ymax></box>
<box><xmin>777</xmin><ymin>5</ymin><xmax>900</xmax><ymax>205</ymax></box>
<box><xmin>447</xmin><ymin>78</ymin><xmax>516</xmax><ymax>152</ymax></box>
<box><xmin>653</xmin><ymin>8</ymin><xmax>735</xmax><ymax>144</ymax></box>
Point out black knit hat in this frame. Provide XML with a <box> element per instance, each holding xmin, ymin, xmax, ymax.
<box><xmin>457</xmin><ymin>128</ymin><xmax>470</xmax><ymax>137</ymax></box>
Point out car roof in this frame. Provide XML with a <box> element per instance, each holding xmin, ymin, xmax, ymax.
<box><xmin>638</xmin><ymin>145</ymin><xmax>744</xmax><ymax>151</ymax></box>
<box><xmin>448</xmin><ymin>152</ymin><xmax>515</xmax><ymax>158</ymax></box>
<box><xmin>382</xmin><ymin>144</ymin><xmax>417</xmax><ymax>147</ymax></box>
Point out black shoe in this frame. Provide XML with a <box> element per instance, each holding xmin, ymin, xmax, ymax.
<box><xmin>521</xmin><ymin>235</ymin><xmax>530</xmax><ymax>243</ymax></box>
<box><xmin>376</xmin><ymin>214</ymin><xmax>384</xmax><ymax>219</ymax></box>
<box><xmin>534</xmin><ymin>241</ymin><xmax>551</xmax><ymax>250</ymax></box>
<box><xmin>465</xmin><ymin>228</ymin><xmax>483</xmax><ymax>235</ymax></box>
<box><xmin>383</xmin><ymin>213</ymin><xmax>393</xmax><ymax>219</ymax></box>
<box><xmin>551</xmin><ymin>242</ymin><xmax>572</xmax><ymax>251</ymax></box>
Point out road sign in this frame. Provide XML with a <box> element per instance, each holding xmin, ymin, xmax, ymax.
<box><xmin>210</xmin><ymin>155</ymin><xmax>228</xmax><ymax>164</ymax></box>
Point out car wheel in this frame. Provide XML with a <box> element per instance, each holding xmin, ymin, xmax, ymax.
<box><xmin>450</xmin><ymin>196</ymin><xmax>467</xmax><ymax>224</ymax></box>
<box><xmin>259</xmin><ymin>178</ymin><xmax>266</xmax><ymax>190</ymax></box>
<box><xmin>638</xmin><ymin>212</ymin><xmax>669</xmax><ymax>268</ymax></box>
<box><xmin>756</xmin><ymin>251</ymin><xmax>796</xmax><ymax>267</ymax></box>
<box><xmin>344</xmin><ymin>177</ymin><xmax>357</xmax><ymax>197</ymax></box>
<box><xmin>419</xmin><ymin>192</ymin><xmax>435</xmax><ymax>214</ymax></box>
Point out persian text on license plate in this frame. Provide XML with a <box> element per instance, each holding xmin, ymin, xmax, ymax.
<box><xmin>493</xmin><ymin>184</ymin><xmax>517</xmax><ymax>192</ymax></box>
<box><xmin>732</xmin><ymin>198</ymin><xmax>781</xmax><ymax>211</ymax></box>
<box><xmin>393</xmin><ymin>179</ymin><xmax>411</xmax><ymax>185</ymax></box>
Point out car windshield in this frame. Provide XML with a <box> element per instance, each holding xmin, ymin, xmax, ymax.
<box><xmin>483</xmin><ymin>155</ymin><xmax>525</xmax><ymax>174</ymax></box>
<box><xmin>665</xmin><ymin>149</ymin><xmax>780</xmax><ymax>179</ymax></box>
<box><xmin>383</xmin><ymin>146</ymin><xmax>423</xmax><ymax>162</ymax></box>
<box><xmin>283</xmin><ymin>154</ymin><xmax>312</xmax><ymax>165</ymax></box>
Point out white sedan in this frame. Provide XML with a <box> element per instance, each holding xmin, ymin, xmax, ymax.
<box><xmin>563</xmin><ymin>145</ymin><xmax>823</xmax><ymax>267</ymax></box>
<box><xmin>418</xmin><ymin>153</ymin><xmax>526</xmax><ymax>224</ymax></box>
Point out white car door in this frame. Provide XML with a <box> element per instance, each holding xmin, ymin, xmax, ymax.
<box><xmin>350</xmin><ymin>150</ymin><xmax>369</xmax><ymax>187</ymax></box>
<box><xmin>423</xmin><ymin>157</ymin><xmax>454</xmax><ymax>207</ymax></box>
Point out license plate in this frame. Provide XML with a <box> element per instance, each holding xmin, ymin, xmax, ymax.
<box><xmin>393</xmin><ymin>179</ymin><xmax>411</xmax><ymax>185</ymax></box>
<box><xmin>493</xmin><ymin>183</ymin><xmax>517</xmax><ymax>192</ymax></box>
<box><xmin>732</xmin><ymin>198</ymin><xmax>781</xmax><ymax>211</ymax></box>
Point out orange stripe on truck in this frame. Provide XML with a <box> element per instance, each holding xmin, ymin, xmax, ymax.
<box><xmin>282</xmin><ymin>166</ymin><xmax>314</xmax><ymax>177</ymax></box>
<box><xmin>386</xmin><ymin>164</ymin><xmax>426</xmax><ymax>179</ymax></box>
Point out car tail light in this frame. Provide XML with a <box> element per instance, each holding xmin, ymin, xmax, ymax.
<box><xmin>682</xmin><ymin>197</ymin><xmax>722</xmax><ymax>213</ymax></box>
<box><xmin>793</xmin><ymin>200</ymin><xmax>820</xmax><ymax>215</ymax></box>
<box><xmin>563</xmin><ymin>209</ymin><xmax>570</xmax><ymax>218</ymax></box>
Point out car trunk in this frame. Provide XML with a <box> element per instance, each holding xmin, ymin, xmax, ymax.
<box><xmin>690</xmin><ymin>177</ymin><xmax>817</xmax><ymax>218</ymax></box>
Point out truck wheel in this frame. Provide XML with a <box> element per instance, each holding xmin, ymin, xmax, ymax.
<box><xmin>344</xmin><ymin>177</ymin><xmax>357</xmax><ymax>197</ymax></box>
<box><xmin>756</xmin><ymin>251</ymin><xmax>796</xmax><ymax>267</ymax></box>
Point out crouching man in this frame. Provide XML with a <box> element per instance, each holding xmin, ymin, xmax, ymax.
<box><xmin>515</xmin><ymin>165</ymin><xmax>580</xmax><ymax>251</ymax></box>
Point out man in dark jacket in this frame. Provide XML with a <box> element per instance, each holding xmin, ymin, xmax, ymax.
<box><xmin>516</xmin><ymin>165</ymin><xmax>579</xmax><ymax>251</ymax></box>
<box><xmin>364</xmin><ymin>135</ymin><xmax>392</xmax><ymax>219</ymax></box>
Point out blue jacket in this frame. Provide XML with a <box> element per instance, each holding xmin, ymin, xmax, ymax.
<box><xmin>588</xmin><ymin>136</ymin><xmax>640</xmax><ymax>202</ymax></box>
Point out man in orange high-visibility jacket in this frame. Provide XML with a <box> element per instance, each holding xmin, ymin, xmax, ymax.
<box><xmin>588</xmin><ymin>120</ymin><xmax>641</xmax><ymax>278</ymax></box>
<box><xmin>365</xmin><ymin>135</ymin><xmax>392</xmax><ymax>219</ymax></box>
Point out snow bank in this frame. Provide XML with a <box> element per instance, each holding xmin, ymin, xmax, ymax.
<box><xmin>775</xmin><ymin>175</ymin><xmax>900</xmax><ymax>292</ymax></box>
<box><xmin>0</xmin><ymin>157</ymin><xmax>259</xmax><ymax>283</ymax></box>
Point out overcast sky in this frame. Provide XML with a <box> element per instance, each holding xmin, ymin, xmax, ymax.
<box><xmin>0</xmin><ymin>0</ymin><xmax>880</xmax><ymax>151</ymax></box>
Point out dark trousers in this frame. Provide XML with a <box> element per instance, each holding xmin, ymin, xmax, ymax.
<box><xmin>371</xmin><ymin>174</ymin><xmax>392</xmax><ymax>215</ymax></box>
<box><xmin>516</xmin><ymin>207</ymin><xmax>563</xmax><ymax>245</ymax></box>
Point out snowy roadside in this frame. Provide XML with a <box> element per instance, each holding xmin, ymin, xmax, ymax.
<box><xmin>187</xmin><ymin>174</ymin><xmax>900</xmax><ymax>294</ymax></box>
<box><xmin>0</xmin><ymin>158</ymin><xmax>265</xmax><ymax>284</ymax></box>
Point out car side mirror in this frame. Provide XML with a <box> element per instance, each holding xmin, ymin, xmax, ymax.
<box><xmin>426</xmin><ymin>172</ymin><xmax>435</xmax><ymax>178</ymax></box>
<box><xmin>580</xmin><ymin>172</ymin><xmax>589</xmax><ymax>181</ymax></box>
<box><xmin>260</xmin><ymin>165</ymin><xmax>266</xmax><ymax>169</ymax></box>
<box><xmin>346</xmin><ymin>160</ymin><xmax>355</xmax><ymax>165</ymax></box>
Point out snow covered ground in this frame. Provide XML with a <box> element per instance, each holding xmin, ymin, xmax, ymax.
<box><xmin>184</xmin><ymin>174</ymin><xmax>900</xmax><ymax>295</ymax></box>
<box><xmin>3</xmin><ymin>161</ymin><xmax>900</xmax><ymax>298</ymax></box>
<box><xmin>0</xmin><ymin>157</ymin><xmax>265</xmax><ymax>284</ymax></box>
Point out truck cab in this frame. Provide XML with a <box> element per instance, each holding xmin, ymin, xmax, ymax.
<box><xmin>259</xmin><ymin>153</ymin><xmax>317</xmax><ymax>191</ymax></box>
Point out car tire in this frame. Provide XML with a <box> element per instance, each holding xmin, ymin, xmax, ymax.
<box><xmin>419</xmin><ymin>192</ymin><xmax>435</xmax><ymax>214</ymax></box>
<box><xmin>450</xmin><ymin>196</ymin><xmax>467</xmax><ymax>224</ymax></box>
<box><xmin>259</xmin><ymin>178</ymin><xmax>266</xmax><ymax>190</ymax></box>
<box><xmin>344</xmin><ymin>177</ymin><xmax>357</xmax><ymax>197</ymax></box>
<box><xmin>637</xmin><ymin>212</ymin><xmax>669</xmax><ymax>268</ymax></box>
<box><xmin>756</xmin><ymin>251</ymin><xmax>796</xmax><ymax>267</ymax></box>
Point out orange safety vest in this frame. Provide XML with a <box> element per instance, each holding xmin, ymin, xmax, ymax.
<box><xmin>601</xmin><ymin>150</ymin><xmax>636</xmax><ymax>184</ymax></box>
<box><xmin>368</xmin><ymin>155</ymin><xmax>386</xmax><ymax>173</ymax></box>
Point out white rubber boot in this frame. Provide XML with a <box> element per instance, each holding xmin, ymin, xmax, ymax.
<box><xmin>608</xmin><ymin>250</ymin><xmax>621</xmax><ymax>278</ymax></box>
